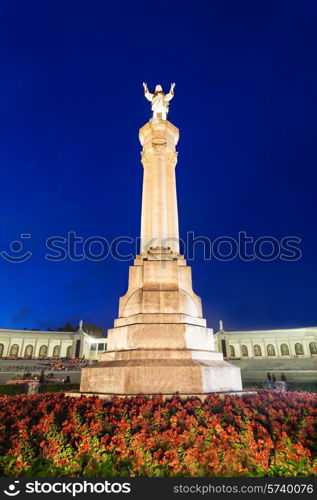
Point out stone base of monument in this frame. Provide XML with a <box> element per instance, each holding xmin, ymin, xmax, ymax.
<box><xmin>66</xmin><ymin>391</ymin><xmax>254</xmax><ymax>400</ymax></box>
<box><xmin>71</xmin><ymin>347</ymin><xmax>243</xmax><ymax>398</ymax></box>
<box><xmin>69</xmin><ymin>111</ymin><xmax>247</xmax><ymax>399</ymax></box>
<box><xmin>73</xmin><ymin>248</ymin><xmax>243</xmax><ymax>397</ymax></box>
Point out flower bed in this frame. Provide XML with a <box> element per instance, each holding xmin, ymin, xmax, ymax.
<box><xmin>0</xmin><ymin>391</ymin><xmax>315</xmax><ymax>477</ymax></box>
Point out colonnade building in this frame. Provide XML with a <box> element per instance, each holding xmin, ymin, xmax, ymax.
<box><xmin>1</xmin><ymin>322</ymin><xmax>316</xmax><ymax>364</ymax></box>
<box><xmin>214</xmin><ymin>322</ymin><xmax>317</xmax><ymax>359</ymax></box>
<box><xmin>0</xmin><ymin>325</ymin><xmax>107</xmax><ymax>361</ymax></box>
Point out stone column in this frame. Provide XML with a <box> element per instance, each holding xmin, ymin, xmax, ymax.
<box><xmin>20</xmin><ymin>338</ymin><xmax>25</xmax><ymax>358</ymax></box>
<box><xmin>34</xmin><ymin>338</ymin><xmax>38</xmax><ymax>358</ymax></box>
<box><xmin>7</xmin><ymin>338</ymin><xmax>12</xmax><ymax>357</ymax></box>
<box><xmin>139</xmin><ymin>119</ymin><xmax>179</xmax><ymax>253</ymax></box>
<box><xmin>78</xmin><ymin>109</ymin><xmax>243</xmax><ymax>396</ymax></box>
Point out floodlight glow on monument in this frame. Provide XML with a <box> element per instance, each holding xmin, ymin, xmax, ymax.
<box><xmin>80</xmin><ymin>83</ymin><xmax>242</xmax><ymax>396</ymax></box>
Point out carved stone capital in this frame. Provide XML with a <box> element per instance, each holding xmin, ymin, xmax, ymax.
<box><xmin>141</xmin><ymin>151</ymin><xmax>155</xmax><ymax>168</ymax></box>
<box><xmin>152</xmin><ymin>140</ymin><xmax>167</xmax><ymax>155</ymax></box>
<box><xmin>166</xmin><ymin>151</ymin><xmax>178</xmax><ymax>168</ymax></box>
<box><xmin>141</xmin><ymin>150</ymin><xmax>178</xmax><ymax>168</ymax></box>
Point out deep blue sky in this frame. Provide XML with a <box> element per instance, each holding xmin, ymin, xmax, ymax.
<box><xmin>0</xmin><ymin>0</ymin><xmax>316</xmax><ymax>332</ymax></box>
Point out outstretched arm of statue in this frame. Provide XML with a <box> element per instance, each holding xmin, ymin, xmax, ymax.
<box><xmin>164</xmin><ymin>82</ymin><xmax>175</xmax><ymax>102</ymax></box>
<box><xmin>143</xmin><ymin>82</ymin><xmax>153</xmax><ymax>102</ymax></box>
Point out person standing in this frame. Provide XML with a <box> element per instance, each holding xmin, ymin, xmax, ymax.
<box><xmin>39</xmin><ymin>370</ymin><xmax>45</xmax><ymax>384</ymax></box>
<box><xmin>272</xmin><ymin>374</ymin><xmax>276</xmax><ymax>387</ymax></box>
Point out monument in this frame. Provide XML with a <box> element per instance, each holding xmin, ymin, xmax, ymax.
<box><xmin>79</xmin><ymin>84</ymin><xmax>242</xmax><ymax>396</ymax></box>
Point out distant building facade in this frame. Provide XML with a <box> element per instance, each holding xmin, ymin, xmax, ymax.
<box><xmin>2</xmin><ymin>321</ymin><xmax>317</xmax><ymax>363</ymax></box>
<box><xmin>214</xmin><ymin>322</ymin><xmax>317</xmax><ymax>359</ymax></box>
<box><xmin>0</xmin><ymin>324</ymin><xmax>107</xmax><ymax>361</ymax></box>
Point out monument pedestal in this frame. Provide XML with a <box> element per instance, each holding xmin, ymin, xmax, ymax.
<box><xmin>80</xmin><ymin>249</ymin><xmax>242</xmax><ymax>395</ymax></box>
<box><xmin>78</xmin><ymin>113</ymin><xmax>242</xmax><ymax>397</ymax></box>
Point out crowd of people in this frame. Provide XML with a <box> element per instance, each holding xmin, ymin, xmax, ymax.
<box><xmin>0</xmin><ymin>356</ymin><xmax>56</xmax><ymax>361</ymax></box>
<box><xmin>0</xmin><ymin>363</ymin><xmax>43</xmax><ymax>372</ymax></box>
<box><xmin>17</xmin><ymin>370</ymin><xmax>72</xmax><ymax>385</ymax></box>
<box><xmin>0</xmin><ymin>357</ymin><xmax>89</xmax><ymax>372</ymax></box>
<box><xmin>41</xmin><ymin>358</ymin><xmax>89</xmax><ymax>371</ymax></box>
<box><xmin>265</xmin><ymin>372</ymin><xmax>289</xmax><ymax>390</ymax></box>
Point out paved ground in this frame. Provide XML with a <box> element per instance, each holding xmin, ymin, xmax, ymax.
<box><xmin>0</xmin><ymin>358</ymin><xmax>316</xmax><ymax>387</ymax></box>
<box><xmin>0</xmin><ymin>371</ymin><xmax>81</xmax><ymax>384</ymax></box>
<box><xmin>228</xmin><ymin>358</ymin><xmax>317</xmax><ymax>383</ymax></box>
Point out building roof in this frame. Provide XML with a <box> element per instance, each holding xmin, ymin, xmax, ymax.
<box><xmin>215</xmin><ymin>326</ymin><xmax>317</xmax><ymax>335</ymax></box>
<box><xmin>0</xmin><ymin>328</ymin><xmax>75</xmax><ymax>335</ymax></box>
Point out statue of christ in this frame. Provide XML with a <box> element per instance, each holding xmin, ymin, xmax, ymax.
<box><xmin>143</xmin><ymin>82</ymin><xmax>175</xmax><ymax>120</ymax></box>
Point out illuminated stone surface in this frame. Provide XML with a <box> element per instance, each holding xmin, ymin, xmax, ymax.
<box><xmin>80</xmin><ymin>89</ymin><xmax>242</xmax><ymax>395</ymax></box>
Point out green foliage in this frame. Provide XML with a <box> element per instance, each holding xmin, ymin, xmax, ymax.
<box><xmin>55</xmin><ymin>321</ymin><xmax>105</xmax><ymax>335</ymax></box>
<box><xmin>289</xmin><ymin>382</ymin><xmax>317</xmax><ymax>393</ymax></box>
<box><xmin>0</xmin><ymin>384</ymin><xmax>27</xmax><ymax>396</ymax></box>
<box><xmin>0</xmin><ymin>391</ymin><xmax>315</xmax><ymax>477</ymax></box>
<box><xmin>57</xmin><ymin>322</ymin><xmax>76</xmax><ymax>332</ymax></box>
<box><xmin>244</xmin><ymin>382</ymin><xmax>317</xmax><ymax>393</ymax></box>
<box><xmin>0</xmin><ymin>383</ymin><xmax>79</xmax><ymax>396</ymax></box>
<box><xmin>0</xmin><ymin>456</ymin><xmax>68</xmax><ymax>477</ymax></box>
<box><xmin>0</xmin><ymin>455</ymin><xmax>128</xmax><ymax>478</ymax></box>
<box><xmin>38</xmin><ymin>383</ymin><xmax>80</xmax><ymax>393</ymax></box>
<box><xmin>82</xmin><ymin>323</ymin><xmax>105</xmax><ymax>338</ymax></box>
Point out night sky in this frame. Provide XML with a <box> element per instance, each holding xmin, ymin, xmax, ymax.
<box><xmin>0</xmin><ymin>1</ymin><xmax>316</xmax><ymax>333</ymax></box>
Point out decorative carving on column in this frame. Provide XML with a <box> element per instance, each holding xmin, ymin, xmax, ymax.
<box><xmin>152</xmin><ymin>141</ymin><xmax>167</xmax><ymax>156</ymax></box>
<box><xmin>141</xmin><ymin>151</ymin><xmax>178</xmax><ymax>165</ymax></box>
<box><xmin>140</xmin><ymin>151</ymin><xmax>155</xmax><ymax>167</ymax></box>
<box><xmin>166</xmin><ymin>151</ymin><xmax>178</xmax><ymax>168</ymax></box>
